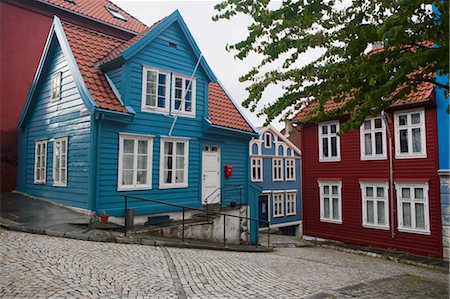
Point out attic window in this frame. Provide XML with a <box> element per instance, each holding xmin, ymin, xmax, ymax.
<box><xmin>64</xmin><ymin>0</ymin><xmax>76</xmax><ymax>3</ymax></box>
<box><xmin>106</xmin><ymin>7</ymin><xmax>127</xmax><ymax>21</ymax></box>
<box><xmin>169</xmin><ymin>42</ymin><xmax>177</xmax><ymax>49</ymax></box>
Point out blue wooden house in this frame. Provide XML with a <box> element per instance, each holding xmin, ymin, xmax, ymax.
<box><xmin>249</xmin><ymin>125</ymin><xmax>302</xmax><ymax>235</ymax></box>
<box><xmin>16</xmin><ymin>12</ymin><xmax>260</xmax><ymax>242</ymax></box>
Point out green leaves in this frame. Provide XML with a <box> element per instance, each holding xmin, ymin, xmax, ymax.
<box><xmin>213</xmin><ymin>0</ymin><xmax>449</xmax><ymax>132</ymax></box>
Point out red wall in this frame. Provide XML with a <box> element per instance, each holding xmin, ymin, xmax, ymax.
<box><xmin>300</xmin><ymin>104</ymin><xmax>442</xmax><ymax>257</ymax></box>
<box><xmin>0</xmin><ymin>2</ymin><xmax>52</xmax><ymax>191</ymax></box>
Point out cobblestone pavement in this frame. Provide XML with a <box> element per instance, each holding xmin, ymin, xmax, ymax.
<box><xmin>0</xmin><ymin>229</ymin><xmax>448</xmax><ymax>298</ymax></box>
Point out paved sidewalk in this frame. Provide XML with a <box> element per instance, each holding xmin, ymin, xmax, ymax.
<box><xmin>0</xmin><ymin>192</ymin><xmax>271</xmax><ymax>252</ymax></box>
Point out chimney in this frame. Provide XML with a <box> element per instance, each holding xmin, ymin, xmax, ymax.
<box><xmin>284</xmin><ymin>120</ymin><xmax>293</xmax><ymax>137</ymax></box>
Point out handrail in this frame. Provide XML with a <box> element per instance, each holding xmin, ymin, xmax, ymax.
<box><xmin>120</xmin><ymin>194</ymin><xmax>270</xmax><ymax>248</ymax></box>
<box><xmin>203</xmin><ymin>184</ymin><xmax>243</xmax><ymax>206</ymax></box>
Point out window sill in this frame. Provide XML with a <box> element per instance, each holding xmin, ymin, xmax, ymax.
<box><xmin>395</xmin><ymin>153</ymin><xmax>427</xmax><ymax>159</ymax></box>
<box><xmin>53</xmin><ymin>182</ymin><xmax>67</xmax><ymax>187</ymax></box>
<box><xmin>141</xmin><ymin>107</ymin><xmax>169</xmax><ymax>115</ymax></box>
<box><xmin>285</xmin><ymin>178</ymin><xmax>296</xmax><ymax>182</ymax></box>
<box><xmin>363</xmin><ymin>224</ymin><xmax>390</xmax><ymax>230</ymax></box>
<box><xmin>34</xmin><ymin>181</ymin><xmax>46</xmax><ymax>185</ymax></box>
<box><xmin>251</xmin><ymin>179</ymin><xmax>263</xmax><ymax>183</ymax></box>
<box><xmin>319</xmin><ymin>158</ymin><xmax>341</xmax><ymax>163</ymax></box>
<box><xmin>397</xmin><ymin>227</ymin><xmax>431</xmax><ymax>235</ymax></box>
<box><xmin>273</xmin><ymin>214</ymin><xmax>284</xmax><ymax>218</ymax></box>
<box><xmin>286</xmin><ymin>213</ymin><xmax>297</xmax><ymax>216</ymax></box>
<box><xmin>118</xmin><ymin>185</ymin><xmax>152</xmax><ymax>191</ymax></box>
<box><xmin>360</xmin><ymin>155</ymin><xmax>387</xmax><ymax>161</ymax></box>
<box><xmin>159</xmin><ymin>183</ymin><xmax>188</xmax><ymax>189</ymax></box>
<box><xmin>273</xmin><ymin>179</ymin><xmax>284</xmax><ymax>182</ymax></box>
<box><xmin>320</xmin><ymin>218</ymin><xmax>342</xmax><ymax>224</ymax></box>
<box><xmin>170</xmin><ymin>110</ymin><xmax>196</xmax><ymax>118</ymax></box>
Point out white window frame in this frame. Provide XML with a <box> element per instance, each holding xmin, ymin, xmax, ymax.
<box><xmin>272</xmin><ymin>191</ymin><xmax>284</xmax><ymax>217</ymax></box>
<box><xmin>395</xmin><ymin>182</ymin><xmax>430</xmax><ymax>235</ymax></box>
<box><xmin>34</xmin><ymin>140</ymin><xmax>47</xmax><ymax>184</ymax></box>
<box><xmin>50</xmin><ymin>72</ymin><xmax>62</xmax><ymax>101</ymax></box>
<box><xmin>160</xmin><ymin>137</ymin><xmax>189</xmax><ymax>189</ymax></box>
<box><xmin>360</xmin><ymin>117</ymin><xmax>387</xmax><ymax>160</ymax></box>
<box><xmin>318</xmin><ymin>180</ymin><xmax>342</xmax><ymax>224</ymax></box>
<box><xmin>171</xmin><ymin>74</ymin><xmax>196</xmax><ymax>117</ymax></box>
<box><xmin>141</xmin><ymin>66</ymin><xmax>170</xmax><ymax>114</ymax></box>
<box><xmin>53</xmin><ymin>137</ymin><xmax>68</xmax><ymax>187</ymax></box>
<box><xmin>105</xmin><ymin>6</ymin><xmax>127</xmax><ymax>21</ymax></box>
<box><xmin>394</xmin><ymin>108</ymin><xmax>427</xmax><ymax>159</ymax></box>
<box><xmin>359</xmin><ymin>182</ymin><xmax>389</xmax><ymax>230</ymax></box>
<box><xmin>264</xmin><ymin>132</ymin><xmax>272</xmax><ymax>148</ymax></box>
<box><xmin>286</xmin><ymin>191</ymin><xmax>297</xmax><ymax>216</ymax></box>
<box><xmin>249</xmin><ymin>140</ymin><xmax>262</xmax><ymax>155</ymax></box>
<box><xmin>318</xmin><ymin>121</ymin><xmax>340</xmax><ymax>162</ymax></box>
<box><xmin>272</xmin><ymin>158</ymin><xmax>284</xmax><ymax>181</ymax></box>
<box><xmin>117</xmin><ymin>133</ymin><xmax>153</xmax><ymax>191</ymax></box>
<box><xmin>250</xmin><ymin>157</ymin><xmax>263</xmax><ymax>182</ymax></box>
<box><xmin>285</xmin><ymin>158</ymin><xmax>295</xmax><ymax>181</ymax></box>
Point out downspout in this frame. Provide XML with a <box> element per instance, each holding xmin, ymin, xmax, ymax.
<box><xmin>382</xmin><ymin>111</ymin><xmax>395</xmax><ymax>239</ymax></box>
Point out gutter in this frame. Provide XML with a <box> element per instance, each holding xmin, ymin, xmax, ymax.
<box><xmin>209</xmin><ymin>124</ymin><xmax>258</xmax><ymax>138</ymax></box>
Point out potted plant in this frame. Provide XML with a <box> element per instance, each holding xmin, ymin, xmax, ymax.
<box><xmin>99</xmin><ymin>211</ymin><xmax>109</xmax><ymax>223</ymax></box>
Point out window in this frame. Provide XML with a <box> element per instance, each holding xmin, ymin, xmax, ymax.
<box><xmin>172</xmin><ymin>75</ymin><xmax>196</xmax><ymax>117</ymax></box>
<box><xmin>360</xmin><ymin>117</ymin><xmax>386</xmax><ymax>160</ymax></box>
<box><xmin>141</xmin><ymin>67</ymin><xmax>169</xmax><ymax>113</ymax></box>
<box><xmin>272</xmin><ymin>158</ymin><xmax>283</xmax><ymax>181</ymax></box>
<box><xmin>251</xmin><ymin>158</ymin><xmax>262</xmax><ymax>182</ymax></box>
<box><xmin>286</xmin><ymin>192</ymin><xmax>296</xmax><ymax>216</ymax></box>
<box><xmin>50</xmin><ymin>72</ymin><xmax>62</xmax><ymax>101</ymax></box>
<box><xmin>285</xmin><ymin>159</ymin><xmax>295</xmax><ymax>181</ymax></box>
<box><xmin>394</xmin><ymin>109</ymin><xmax>426</xmax><ymax>159</ymax></box>
<box><xmin>318</xmin><ymin>181</ymin><xmax>342</xmax><ymax>223</ymax></box>
<box><xmin>264</xmin><ymin>133</ymin><xmax>272</xmax><ymax>148</ymax></box>
<box><xmin>34</xmin><ymin>140</ymin><xmax>47</xmax><ymax>184</ymax></box>
<box><xmin>396</xmin><ymin>182</ymin><xmax>430</xmax><ymax>234</ymax></box>
<box><xmin>118</xmin><ymin>134</ymin><xmax>153</xmax><ymax>191</ymax></box>
<box><xmin>360</xmin><ymin>182</ymin><xmax>389</xmax><ymax>229</ymax></box>
<box><xmin>318</xmin><ymin>121</ymin><xmax>340</xmax><ymax>162</ymax></box>
<box><xmin>273</xmin><ymin>192</ymin><xmax>284</xmax><ymax>217</ymax></box>
<box><xmin>53</xmin><ymin>137</ymin><xmax>67</xmax><ymax>186</ymax></box>
<box><xmin>105</xmin><ymin>6</ymin><xmax>127</xmax><ymax>21</ymax></box>
<box><xmin>160</xmin><ymin>138</ymin><xmax>189</xmax><ymax>188</ymax></box>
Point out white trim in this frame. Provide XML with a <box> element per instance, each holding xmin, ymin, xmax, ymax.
<box><xmin>171</xmin><ymin>73</ymin><xmax>196</xmax><ymax>117</ymax></box>
<box><xmin>117</xmin><ymin>133</ymin><xmax>153</xmax><ymax>191</ymax></box>
<box><xmin>257</xmin><ymin>125</ymin><xmax>301</xmax><ymax>155</ymax></box>
<box><xmin>264</xmin><ymin>132</ymin><xmax>272</xmax><ymax>148</ymax></box>
<box><xmin>53</xmin><ymin>136</ymin><xmax>68</xmax><ymax>187</ymax></box>
<box><xmin>318</xmin><ymin>120</ymin><xmax>341</xmax><ymax>162</ymax></box>
<box><xmin>249</xmin><ymin>154</ymin><xmax>301</xmax><ymax>159</ymax></box>
<box><xmin>318</xmin><ymin>180</ymin><xmax>342</xmax><ymax>224</ymax></box>
<box><xmin>272</xmin><ymin>191</ymin><xmax>284</xmax><ymax>217</ymax></box>
<box><xmin>394</xmin><ymin>108</ymin><xmax>427</xmax><ymax>159</ymax></box>
<box><xmin>286</xmin><ymin>191</ymin><xmax>297</xmax><ymax>216</ymax></box>
<box><xmin>359</xmin><ymin>181</ymin><xmax>389</xmax><ymax>230</ymax></box>
<box><xmin>50</xmin><ymin>72</ymin><xmax>62</xmax><ymax>102</ymax></box>
<box><xmin>285</xmin><ymin>158</ymin><xmax>296</xmax><ymax>181</ymax></box>
<box><xmin>360</xmin><ymin>117</ymin><xmax>387</xmax><ymax>160</ymax></box>
<box><xmin>250</xmin><ymin>157</ymin><xmax>263</xmax><ymax>182</ymax></box>
<box><xmin>395</xmin><ymin>181</ymin><xmax>430</xmax><ymax>235</ymax></box>
<box><xmin>34</xmin><ymin>140</ymin><xmax>47</xmax><ymax>184</ymax></box>
<box><xmin>141</xmin><ymin>66</ymin><xmax>170</xmax><ymax>114</ymax></box>
<box><xmin>201</xmin><ymin>145</ymin><xmax>221</xmax><ymax>204</ymax></box>
<box><xmin>272</xmin><ymin>158</ymin><xmax>284</xmax><ymax>181</ymax></box>
<box><xmin>249</xmin><ymin>140</ymin><xmax>262</xmax><ymax>155</ymax></box>
<box><xmin>159</xmin><ymin>137</ymin><xmax>189</xmax><ymax>189</ymax></box>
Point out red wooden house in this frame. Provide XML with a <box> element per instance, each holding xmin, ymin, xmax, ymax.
<box><xmin>0</xmin><ymin>0</ymin><xmax>147</xmax><ymax>191</ymax></box>
<box><xmin>292</xmin><ymin>82</ymin><xmax>443</xmax><ymax>257</ymax></box>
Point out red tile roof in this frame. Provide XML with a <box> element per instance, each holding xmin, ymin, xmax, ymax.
<box><xmin>62</xmin><ymin>21</ymin><xmax>128</xmax><ymax>112</ymax></box>
<box><xmin>208</xmin><ymin>83</ymin><xmax>254</xmax><ymax>133</ymax></box>
<box><xmin>41</xmin><ymin>0</ymin><xmax>148</xmax><ymax>33</ymax></box>
<box><xmin>292</xmin><ymin>81</ymin><xmax>434</xmax><ymax>123</ymax></box>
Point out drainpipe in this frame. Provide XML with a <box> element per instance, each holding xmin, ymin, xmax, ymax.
<box><xmin>382</xmin><ymin>110</ymin><xmax>395</xmax><ymax>239</ymax></box>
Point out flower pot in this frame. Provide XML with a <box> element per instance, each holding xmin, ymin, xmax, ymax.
<box><xmin>100</xmin><ymin>215</ymin><xmax>109</xmax><ymax>223</ymax></box>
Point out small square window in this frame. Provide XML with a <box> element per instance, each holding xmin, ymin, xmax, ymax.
<box><xmin>374</xmin><ymin>118</ymin><xmax>382</xmax><ymax>128</ymax></box>
<box><xmin>411</xmin><ymin>113</ymin><xmax>421</xmax><ymax>124</ymax></box>
<box><xmin>399</xmin><ymin>115</ymin><xmax>407</xmax><ymax>126</ymax></box>
<box><xmin>106</xmin><ymin>6</ymin><xmax>127</xmax><ymax>21</ymax></box>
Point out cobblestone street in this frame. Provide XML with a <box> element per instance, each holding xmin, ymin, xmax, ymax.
<box><xmin>0</xmin><ymin>229</ymin><xmax>448</xmax><ymax>298</ymax></box>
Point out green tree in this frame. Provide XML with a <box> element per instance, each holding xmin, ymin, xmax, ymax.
<box><xmin>213</xmin><ymin>0</ymin><xmax>449</xmax><ymax>131</ymax></box>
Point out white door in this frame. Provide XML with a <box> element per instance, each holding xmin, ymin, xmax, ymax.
<box><xmin>202</xmin><ymin>146</ymin><xmax>220</xmax><ymax>205</ymax></box>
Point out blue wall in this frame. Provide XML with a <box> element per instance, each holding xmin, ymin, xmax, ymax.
<box><xmin>18</xmin><ymin>39</ymin><xmax>91</xmax><ymax>209</ymax></box>
<box><xmin>436</xmin><ymin>74</ymin><xmax>449</xmax><ymax>171</ymax></box>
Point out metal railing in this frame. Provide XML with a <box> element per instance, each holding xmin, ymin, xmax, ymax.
<box><xmin>121</xmin><ymin>194</ymin><xmax>271</xmax><ymax>248</ymax></box>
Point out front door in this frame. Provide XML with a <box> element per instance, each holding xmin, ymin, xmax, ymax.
<box><xmin>259</xmin><ymin>195</ymin><xmax>269</xmax><ymax>228</ymax></box>
<box><xmin>202</xmin><ymin>146</ymin><xmax>220</xmax><ymax>205</ymax></box>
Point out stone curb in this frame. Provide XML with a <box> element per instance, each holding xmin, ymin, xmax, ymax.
<box><xmin>0</xmin><ymin>223</ymin><xmax>272</xmax><ymax>253</ymax></box>
<box><xmin>320</xmin><ymin>243</ymin><xmax>449</xmax><ymax>273</ymax></box>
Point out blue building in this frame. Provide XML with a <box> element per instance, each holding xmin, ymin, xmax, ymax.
<box><xmin>17</xmin><ymin>12</ymin><xmax>260</xmax><ymax>242</ymax></box>
<box><xmin>249</xmin><ymin>125</ymin><xmax>302</xmax><ymax>235</ymax></box>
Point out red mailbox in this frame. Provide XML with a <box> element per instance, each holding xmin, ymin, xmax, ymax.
<box><xmin>224</xmin><ymin>165</ymin><xmax>233</xmax><ymax>177</ymax></box>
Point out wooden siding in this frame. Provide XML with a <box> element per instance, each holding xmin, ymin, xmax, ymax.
<box><xmin>19</xmin><ymin>41</ymin><xmax>91</xmax><ymax>209</ymax></box>
<box><xmin>96</xmin><ymin>22</ymin><xmax>250</xmax><ymax>216</ymax></box>
<box><xmin>300</xmin><ymin>106</ymin><xmax>442</xmax><ymax>257</ymax></box>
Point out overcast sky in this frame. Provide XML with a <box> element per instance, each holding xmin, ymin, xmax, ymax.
<box><xmin>112</xmin><ymin>0</ymin><xmax>288</xmax><ymax>130</ymax></box>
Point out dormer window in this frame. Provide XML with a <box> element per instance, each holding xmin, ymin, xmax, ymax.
<box><xmin>106</xmin><ymin>7</ymin><xmax>127</xmax><ymax>21</ymax></box>
<box><xmin>64</xmin><ymin>0</ymin><xmax>76</xmax><ymax>3</ymax></box>
<box><xmin>141</xmin><ymin>67</ymin><xmax>170</xmax><ymax>114</ymax></box>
